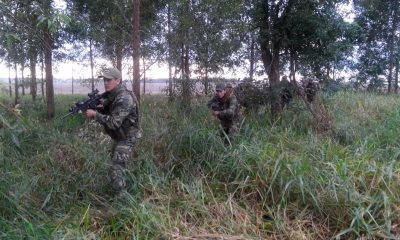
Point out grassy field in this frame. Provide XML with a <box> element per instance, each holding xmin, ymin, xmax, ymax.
<box><xmin>1</xmin><ymin>91</ymin><xmax>400</xmax><ymax>239</ymax></box>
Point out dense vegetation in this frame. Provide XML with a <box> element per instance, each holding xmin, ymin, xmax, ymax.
<box><xmin>1</xmin><ymin>0</ymin><xmax>400</xmax><ymax>239</ymax></box>
<box><xmin>1</xmin><ymin>90</ymin><xmax>400</xmax><ymax>239</ymax></box>
<box><xmin>1</xmin><ymin>0</ymin><xmax>400</xmax><ymax>118</ymax></box>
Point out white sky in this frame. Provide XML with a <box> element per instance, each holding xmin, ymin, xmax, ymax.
<box><xmin>0</xmin><ymin>60</ymin><xmax>248</xmax><ymax>81</ymax></box>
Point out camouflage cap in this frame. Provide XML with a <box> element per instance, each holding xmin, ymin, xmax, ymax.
<box><xmin>98</xmin><ymin>68</ymin><xmax>122</xmax><ymax>80</ymax></box>
<box><xmin>215</xmin><ymin>83</ymin><xmax>225</xmax><ymax>91</ymax></box>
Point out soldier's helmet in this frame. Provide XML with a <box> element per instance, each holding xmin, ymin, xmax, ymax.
<box><xmin>98</xmin><ymin>67</ymin><xmax>122</xmax><ymax>80</ymax></box>
<box><xmin>215</xmin><ymin>83</ymin><xmax>225</xmax><ymax>91</ymax></box>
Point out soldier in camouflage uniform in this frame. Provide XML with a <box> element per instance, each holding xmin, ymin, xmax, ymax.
<box><xmin>303</xmin><ymin>77</ymin><xmax>320</xmax><ymax>103</ymax></box>
<box><xmin>207</xmin><ymin>83</ymin><xmax>241</xmax><ymax>138</ymax></box>
<box><xmin>280</xmin><ymin>75</ymin><xmax>295</xmax><ymax>109</ymax></box>
<box><xmin>84</xmin><ymin>67</ymin><xmax>140</xmax><ymax>195</ymax></box>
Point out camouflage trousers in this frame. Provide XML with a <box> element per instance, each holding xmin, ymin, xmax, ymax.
<box><xmin>108</xmin><ymin>132</ymin><xmax>137</xmax><ymax>193</ymax></box>
<box><xmin>220</xmin><ymin>120</ymin><xmax>240</xmax><ymax>144</ymax></box>
<box><xmin>220</xmin><ymin>119</ymin><xmax>240</xmax><ymax>136</ymax></box>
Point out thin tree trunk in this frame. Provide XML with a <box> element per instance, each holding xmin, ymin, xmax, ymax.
<box><xmin>21</xmin><ymin>67</ymin><xmax>25</xmax><ymax>96</ymax></box>
<box><xmin>8</xmin><ymin>62</ymin><xmax>12</xmax><ymax>97</ymax></box>
<box><xmin>204</xmin><ymin>67</ymin><xmax>209</xmax><ymax>95</ymax></box>
<box><xmin>388</xmin><ymin>1</ymin><xmax>399</xmax><ymax>93</ymax></box>
<box><xmin>132</xmin><ymin>0</ymin><xmax>141</xmax><ymax>101</ymax></box>
<box><xmin>249</xmin><ymin>33</ymin><xmax>255</xmax><ymax>81</ymax></box>
<box><xmin>72</xmin><ymin>67</ymin><xmax>74</xmax><ymax>94</ymax></box>
<box><xmin>167</xmin><ymin>4</ymin><xmax>173</xmax><ymax>99</ymax></box>
<box><xmin>142</xmin><ymin>57</ymin><xmax>146</xmax><ymax>94</ymax></box>
<box><xmin>289</xmin><ymin>50</ymin><xmax>296</xmax><ymax>82</ymax></box>
<box><xmin>183</xmin><ymin>44</ymin><xmax>191</xmax><ymax>107</ymax></box>
<box><xmin>395</xmin><ymin>55</ymin><xmax>399</xmax><ymax>93</ymax></box>
<box><xmin>44</xmin><ymin>22</ymin><xmax>55</xmax><ymax>119</ymax></box>
<box><xmin>30</xmin><ymin>56</ymin><xmax>37</xmax><ymax>101</ymax></box>
<box><xmin>116</xmin><ymin>45</ymin><xmax>123</xmax><ymax>73</ymax></box>
<box><xmin>14</xmin><ymin>62</ymin><xmax>18</xmax><ymax>105</ymax></box>
<box><xmin>89</xmin><ymin>38</ymin><xmax>95</xmax><ymax>91</ymax></box>
<box><xmin>41</xmin><ymin>51</ymin><xmax>45</xmax><ymax>96</ymax></box>
<box><xmin>28</xmin><ymin>3</ymin><xmax>37</xmax><ymax>101</ymax></box>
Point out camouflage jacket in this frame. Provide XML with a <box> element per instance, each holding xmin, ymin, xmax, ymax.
<box><xmin>95</xmin><ymin>84</ymin><xmax>140</xmax><ymax>141</ymax></box>
<box><xmin>207</xmin><ymin>94</ymin><xmax>240</xmax><ymax>126</ymax></box>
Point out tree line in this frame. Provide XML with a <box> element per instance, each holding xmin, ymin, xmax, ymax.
<box><xmin>0</xmin><ymin>0</ymin><xmax>399</xmax><ymax>118</ymax></box>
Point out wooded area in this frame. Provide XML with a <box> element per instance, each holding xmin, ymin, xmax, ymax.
<box><xmin>2</xmin><ymin>1</ymin><xmax>400</xmax><ymax>239</ymax></box>
<box><xmin>0</xmin><ymin>0</ymin><xmax>399</xmax><ymax>117</ymax></box>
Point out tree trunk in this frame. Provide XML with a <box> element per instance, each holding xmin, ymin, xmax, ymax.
<box><xmin>289</xmin><ymin>50</ymin><xmax>296</xmax><ymax>82</ymax></box>
<box><xmin>89</xmin><ymin>38</ymin><xmax>95</xmax><ymax>91</ymax></box>
<box><xmin>41</xmin><ymin>51</ymin><xmax>45</xmax><ymax>97</ymax></box>
<box><xmin>387</xmin><ymin>1</ymin><xmax>399</xmax><ymax>93</ymax></box>
<box><xmin>116</xmin><ymin>44</ymin><xmax>123</xmax><ymax>73</ymax></box>
<box><xmin>182</xmin><ymin>43</ymin><xmax>191</xmax><ymax>108</ymax></box>
<box><xmin>28</xmin><ymin>3</ymin><xmax>37</xmax><ymax>101</ymax></box>
<box><xmin>132</xmin><ymin>0</ymin><xmax>141</xmax><ymax>101</ymax></box>
<box><xmin>261</xmin><ymin>39</ymin><xmax>281</xmax><ymax>116</ymax></box>
<box><xmin>167</xmin><ymin>4</ymin><xmax>173</xmax><ymax>99</ymax></box>
<box><xmin>249</xmin><ymin>33</ymin><xmax>255</xmax><ymax>81</ymax></box>
<box><xmin>395</xmin><ymin>53</ymin><xmax>399</xmax><ymax>93</ymax></box>
<box><xmin>181</xmin><ymin>0</ymin><xmax>191</xmax><ymax>109</ymax></box>
<box><xmin>142</xmin><ymin>57</ymin><xmax>146</xmax><ymax>94</ymax></box>
<box><xmin>21</xmin><ymin>67</ymin><xmax>25</xmax><ymax>96</ymax></box>
<box><xmin>44</xmin><ymin>22</ymin><xmax>55</xmax><ymax>119</ymax></box>
<box><xmin>71</xmin><ymin>67</ymin><xmax>74</xmax><ymax>94</ymax></box>
<box><xmin>204</xmin><ymin>67</ymin><xmax>209</xmax><ymax>95</ymax></box>
<box><xmin>14</xmin><ymin>62</ymin><xmax>19</xmax><ymax>105</ymax></box>
<box><xmin>8</xmin><ymin>62</ymin><xmax>12</xmax><ymax>97</ymax></box>
<box><xmin>395</xmin><ymin>63</ymin><xmax>399</xmax><ymax>93</ymax></box>
<box><xmin>30</xmin><ymin>56</ymin><xmax>37</xmax><ymax>101</ymax></box>
<box><xmin>258</xmin><ymin>1</ymin><xmax>282</xmax><ymax>117</ymax></box>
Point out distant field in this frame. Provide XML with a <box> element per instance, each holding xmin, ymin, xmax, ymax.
<box><xmin>0</xmin><ymin>79</ymin><xmax>169</xmax><ymax>95</ymax></box>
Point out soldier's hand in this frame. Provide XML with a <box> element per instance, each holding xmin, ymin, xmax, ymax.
<box><xmin>84</xmin><ymin>109</ymin><xmax>97</xmax><ymax>119</ymax></box>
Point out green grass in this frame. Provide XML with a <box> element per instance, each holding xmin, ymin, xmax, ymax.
<box><xmin>1</xmin><ymin>91</ymin><xmax>400</xmax><ymax>239</ymax></box>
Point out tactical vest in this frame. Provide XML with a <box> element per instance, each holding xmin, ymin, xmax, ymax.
<box><xmin>103</xmin><ymin>86</ymin><xmax>140</xmax><ymax>141</ymax></box>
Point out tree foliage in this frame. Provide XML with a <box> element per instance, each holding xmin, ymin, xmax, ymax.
<box><xmin>353</xmin><ymin>0</ymin><xmax>400</xmax><ymax>92</ymax></box>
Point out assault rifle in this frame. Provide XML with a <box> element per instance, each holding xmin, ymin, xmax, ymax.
<box><xmin>61</xmin><ymin>89</ymin><xmax>105</xmax><ymax>119</ymax></box>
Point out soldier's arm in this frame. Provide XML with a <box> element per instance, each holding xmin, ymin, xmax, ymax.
<box><xmin>207</xmin><ymin>97</ymin><xmax>217</xmax><ymax>109</ymax></box>
<box><xmin>95</xmin><ymin>95</ymin><xmax>134</xmax><ymax>130</ymax></box>
<box><xmin>218</xmin><ymin>96</ymin><xmax>238</xmax><ymax>120</ymax></box>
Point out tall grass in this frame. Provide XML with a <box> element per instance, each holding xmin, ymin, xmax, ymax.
<box><xmin>1</xmin><ymin>91</ymin><xmax>400</xmax><ymax>239</ymax></box>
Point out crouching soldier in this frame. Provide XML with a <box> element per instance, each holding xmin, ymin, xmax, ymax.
<box><xmin>207</xmin><ymin>83</ymin><xmax>241</xmax><ymax>141</ymax></box>
<box><xmin>303</xmin><ymin>77</ymin><xmax>320</xmax><ymax>103</ymax></box>
<box><xmin>84</xmin><ymin>67</ymin><xmax>141</xmax><ymax>196</ymax></box>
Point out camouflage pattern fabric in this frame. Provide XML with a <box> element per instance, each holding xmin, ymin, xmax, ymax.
<box><xmin>95</xmin><ymin>84</ymin><xmax>140</xmax><ymax>192</ymax></box>
<box><xmin>279</xmin><ymin>78</ymin><xmax>295</xmax><ymax>108</ymax></box>
<box><xmin>207</xmin><ymin>94</ymin><xmax>241</xmax><ymax>136</ymax></box>
<box><xmin>108</xmin><ymin>129</ymin><xmax>137</xmax><ymax>192</ymax></box>
<box><xmin>303</xmin><ymin>78</ymin><xmax>320</xmax><ymax>103</ymax></box>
